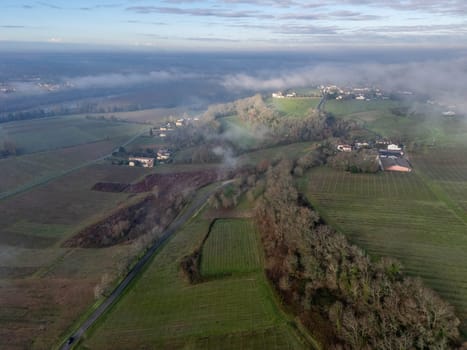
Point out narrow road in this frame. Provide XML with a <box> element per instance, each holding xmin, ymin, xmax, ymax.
<box><xmin>59</xmin><ymin>180</ymin><xmax>231</xmax><ymax>350</ymax></box>
<box><xmin>317</xmin><ymin>93</ymin><xmax>327</xmax><ymax>112</ymax></box>
<box><xmin>0</xmin><ymin>130</ymin><xmax>145</xmax><ymax>201</ymax></box>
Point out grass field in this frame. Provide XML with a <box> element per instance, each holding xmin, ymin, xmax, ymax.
<box><xmin>0</xmin><ymin>115</ymin><xmax>144</xmax><ymax>155</ymax></box>
<box><xmin>268</xmin><ymin>97</ymin><xmax>321</xmax><ymax>118</ymax></box>
<box><xmin>219</xmin><ymin>115</ymin><xmax>262</xmax><ymax>150</ymax></box>
<box><xmin>89</xmin><ymin>106</ymin><xmax>190</xmax><ymax>124</ymax></box>
<box><xmin>324</xmin><ymin>99</ymin><xmax>400</xmax><ymax>118</ymax></box>
<box><xmin>0</xmin><ymin>163</ymin><xmax>152</xmax><ymax>349</ymax></box>
<box><xmin>237</xmin><ymin>141</ymin><xmax>317</xmax><ymax>166</ymax></box>
<box><xmin>304</xmin><ymin>166</ymin><xmax>467</xmax><ymax>336</ymax></box>
<box><xmin>200</xmin><ymin>219</ymin><xmax>261</xmax><ymax>278</ymax></box>
<box><xmin>324</xmin><ymin>99</ymin><xmax>467</xmax><ymax>145</ymax></box>
<box><xmin>411</xmin><ymin>146</ymin><xmax>467</xmax><ymax>220</ymax></box>
<box><xmin>80</xmin><ymin>216</ymin><xmax>307</xmax><ymax>349</ymax></box>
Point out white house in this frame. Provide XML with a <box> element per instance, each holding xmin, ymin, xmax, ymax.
<box><xmin>128</xmin><ymin>157</ymin><xmax>154</xmax><ymax>168</ymax></box>
<box><xmin>157</xmin><ymin>150</ymin><xmax>171</xmax><ymax>161</ymax></box>
<box><xmin>337</xmin><ymin>144</ymin><xmax>352</xmax><ymax>152</ymax></box>
<box><xmin>272</xmin><ymin>92</ymin><xmax>284</xmax><ymax>98</ymax></box>
<box><xmin>387</xmin><ymin>144</ymin><xmax>402</xmax><ymax>151</ymax></box>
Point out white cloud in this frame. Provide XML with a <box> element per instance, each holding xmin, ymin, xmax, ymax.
<box><xmin>47</xmin><ymin>37</ymin><xmax>63</xmax><ymax>43</ymax></box>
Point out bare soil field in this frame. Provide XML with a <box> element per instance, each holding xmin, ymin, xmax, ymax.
<box><xmin>66</xmin><ymin>169</ymin><xmax>225</xmax><ymax>248</ymax></box>
<box><xmin>92</xmin><ymin>169</ymin><xmax>223</xmax><ymax>193</ymax></box>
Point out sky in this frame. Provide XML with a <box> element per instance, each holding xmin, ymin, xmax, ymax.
<box><xmin>1</xmin><ymin>0</ymin><xmax>467</xmax><ymax>50</ymax></box>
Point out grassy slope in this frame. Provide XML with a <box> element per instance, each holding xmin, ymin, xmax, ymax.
<box><xmin>304</xmin><ymin>166</ymin><xmax>467</xmax><ymax>336</ymax></box>
<box><xmin>80</xmin><ymin>216</ymin><xmax>307</xmax><ymax>349</ymax></box>
<box><xmin>268</xmin><ymin>97</ymin><xmax>321</xmax><ymax>118</ymax></box>
<box><xmin>316</xmin><ymin>98</ymin><xmax>467</xmax><ymax>337</ymax></box>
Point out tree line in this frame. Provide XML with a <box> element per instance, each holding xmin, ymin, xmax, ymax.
<box><xmin>254</xmin><ymin>160</ymin><xmax>462</xmax><ymax>349</ymax></box>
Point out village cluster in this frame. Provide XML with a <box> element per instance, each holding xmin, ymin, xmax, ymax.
<box><xmin>321</xmin><ymin>85</ymin><xmax>392</xmax><ymax>101</ymax></box>
<box><xmin>120</xmin><ymin>116</ymin><xmax>200</xmax><ymax>168</ymax></box>
<box><xmin>337</xmin><ymin>140</ymin><xmax>412</xmax><ymax>172</ymax></box>
<box><xmin>151</xmin><ymin>117</ymin><xmax>198</xmax><ymax>138</ymax></box>
<box><xmin>0</xmin><ymin>77</ymin><xmax>77</xmax><ymax>95</ymax></box>
<box><xmin>0</xmin><ymin>83</ymin><xmax>16</xmax><ymax>94</ymax></box>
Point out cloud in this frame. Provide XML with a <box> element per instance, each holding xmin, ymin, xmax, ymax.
<box><xmin>36</xmin><ymin>1</ymin><xmax>62</xmax><ymax>9</ymax></box>
<box><xmin>126</xmin><ymin>6</ymin><xmax>273</xmax><ymax>19</ymax></box>
<box><xmin>274</xmin><ymin>24</ymin><xmax>340</xmax><ymax>35</ymax></box>
<box><xmin>47</xmin><ymin>37</ymin><xmax>63</xmax><ymax>43</ymax></box>
<box><xmin>62</xmin><ymin>70</ymin><xmax>197</xmax><ymax>89</ymax></box>
<box><xmin>0</xmin><ymin>25</ymin><xmax>26</xmax><ymax>29</ymax></box>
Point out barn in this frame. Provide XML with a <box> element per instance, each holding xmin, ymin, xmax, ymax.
<box><xmin>379</xmin><ymin>157</ymin><xmax>412</xmax><ymax>172</ymax></box>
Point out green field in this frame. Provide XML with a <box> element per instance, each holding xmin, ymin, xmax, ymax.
<box><xmin>237</xmin><ymin>141</ymin><xmax>317</xmax><ymax>167</ymax></box>
<box><xmin>324</xmin><ymin>99</ymin><xmax>467</xmax><ymax>145</ymax></box>
<box><xmin>0</xmin><ymin>114</ymin><xmax>146</xmax><ymax>197</ymax></box>
<box><xmin>80</xmin><ymin>217</ymin><xmax>307</xmax><ymax>349</ymax></box>
<box><xmin>324</xmin><ymin>99</ymin><xmax>399</xmax><ymax>118</ymax></box>
<box><xmin>219</xmin><ymin>115</ymin><xmax>262</xmax><ymax>150</ymax></box>
<box><xmin>269</xmin><ymin>97</ymin><xmax>321</xmax><ymax>118</ymax></box>
<box><xmin>0</xmin><ymin>115</ymin><xmax>144</xmax><ymax>154</ymax></box>
<box><xmin>200</xmin><ymin>219</ymin><xmax>261</xmax><ymax>278</ymax></box>
<box><xmin>412</xmin><ymin>147</ymin><xmax>467</xmax><ymax>220</ymax></box>
<box><xmin>304</xmin><ymin>166</ymin><xmax>467</xmax><ymax>336</ymax></box>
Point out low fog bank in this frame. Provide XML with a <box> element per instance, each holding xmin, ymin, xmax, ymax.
<box><xmin>2</xmin><ymin>48</ymin><xmax>467</xmax><ymax>115</ymax></box>
<box><xmin>223</xmin><ymin>57</ymin><xmax>467</xmax><ymax>114</ymax></box>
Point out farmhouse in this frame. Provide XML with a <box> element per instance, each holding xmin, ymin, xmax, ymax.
<box><xmin>379</xmin><ymin>157</ymin><xmax>412</xmax><ymax>172</ymax></box>
<box><xmin>387</xmin><ymin>144</ymin><xmax>402</xmax><ymax>151</ymax></box>
<box><xmin>337</xmin><ymin>144</ymin><xmax>352</xmax><ymax>152</ymax></box>
<box><xmin>128</xmin><ymin>157</ymin><xmax>154</xmax><ymax>168</ymax></box>
<box><xmin>272</xmin><ymin>92</ymin><xmax>284</xmax><ymax>98</ymax></box>
<box><xmin>157</xmin><ymin>149</ymin><xmax>171</xmax><ymax>161</ymax></box>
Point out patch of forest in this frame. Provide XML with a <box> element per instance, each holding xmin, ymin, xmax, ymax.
<box><xmin>254</xmin><ymin>160</ymin><xmax>462</xmax><ymax>349</ymax></box>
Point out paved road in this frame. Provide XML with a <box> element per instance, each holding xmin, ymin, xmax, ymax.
<box><xmin>59</xmin><ymin>181</ymin><xmax>231</xmax><ymax>350</ymax></box>
<box><xmin>0</xmin><ymin>130</ymin><xmax>145</xmax><ymax>201</ymax></box>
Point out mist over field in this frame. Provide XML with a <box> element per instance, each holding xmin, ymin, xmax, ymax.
<box><xmin>2</xmin><ymin>47</ymin><xmax>467</xmax><ymax>115</ymax></box>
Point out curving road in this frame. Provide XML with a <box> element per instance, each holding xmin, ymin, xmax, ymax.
<box><xmin>59</xmin><ymin>180</ymin><xmax>232</xmax><ymax>350</ymax></box>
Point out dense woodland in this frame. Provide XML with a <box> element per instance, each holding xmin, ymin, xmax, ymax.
<box><xmin>255</xmin><ymin>160</ymin><xmax>462</xmax><ymax>349</ymax></box>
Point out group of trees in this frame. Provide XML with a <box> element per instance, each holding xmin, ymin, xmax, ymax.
<box><xmin>328</xmin><ymin>148</ymin><xmax>380</xmax><ymax>173</ymax></box>
<box><xmin>254</xmin><ymin>160</ymin><xmax>461</xmax><ymax>349</ymax></box>
<box><xmin>155</xmin><ymin>94</ymin><xmax>362</xmax><ymax>166</ymax></box>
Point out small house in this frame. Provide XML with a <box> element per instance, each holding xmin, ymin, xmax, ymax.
<box><xmin>337</xmin><ymin>144</ymin><xmax>352</xmax><ymax>152</ymax></box>
<box><xmin>387</xmin><ymin>144</ymin><xmax>402</xmax><ymax>151</ymax></box>
<box><xmin>157</xmin><ymin>149</ymin><xmax>171</xmax><ymax>161</ymax></box>
<box><xmin>272</xmin><ymin>92</ymin><xmax>284</xmax><ymax>99</ymax></box>
<box><xmin>128</xmin><ymin>157</ymin><xmax>155</xmax><ymax>168</ymax></box>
